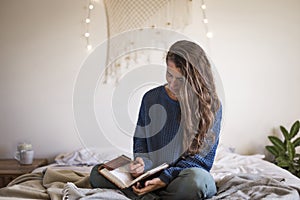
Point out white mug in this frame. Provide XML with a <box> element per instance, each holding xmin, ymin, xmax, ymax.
<box><xmin>15</xmin><ymin>150</ymin><xmax>34</xmax><ymax>165</ymax></box>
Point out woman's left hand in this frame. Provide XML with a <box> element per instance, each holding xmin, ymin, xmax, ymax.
<box><xmin>132</xmin><ymin>178</ymin><xmax>166</xmax><ymax>196</ymax></box>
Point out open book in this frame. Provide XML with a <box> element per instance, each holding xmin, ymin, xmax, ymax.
<box><xmin>98</xmin><ymin>155</ymin><xmax>168</xmax><ymax>189</ymax></box>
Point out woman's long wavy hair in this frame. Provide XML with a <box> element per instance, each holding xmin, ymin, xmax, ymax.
<box><xmin>166</xmin><ymin>40</ymin><xmax>220</xmax><ymax>155</ymax></box>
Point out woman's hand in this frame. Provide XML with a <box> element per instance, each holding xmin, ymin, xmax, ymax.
<box><xmin>130</xmin><ymin>157</ymin><xmax>145</xmax><ymax>178</ymax></box>
<box><xmin>132</xmin><ymin>178</ymin><xmax>166</xmax><ymax>196</ymax></box>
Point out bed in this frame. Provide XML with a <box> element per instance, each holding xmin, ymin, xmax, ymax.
<box><xmin>0</xmin><ymin>145</ymin><xmax>299</xmax><ymax>200</ymax></box>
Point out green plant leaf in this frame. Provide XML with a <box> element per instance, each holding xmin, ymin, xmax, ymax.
<box><xmin>280</xmin><ymin>126</ymin><xmax>289</xmax><ymax>141</ymax></box>
<box><xmin>276</xmin><ymin>156</ymin><xmax>290</xmax><ymax>167</ymax></box>
<box><xmin>268</xmin><ymin>136</ymin><xmax>285</xmax><ymax>152</ymax></box>
<box><xmin>289</xmin><ymin>120</ymin><xmax>300</xmax><ymax>139</ymax></box>
<box><xmin>266</xmin><ymin>145</ymin><xmax>279</xmax><ymax>156</ymax></box>
<box><xmin>287</xmin><ymin>140</ymin><xmax>295</xmax><ymax>160</ymax></box>
<box><xmin>293</xmin><ymin>137</ymin><xmax>300</xmax><ymax>147</ymax></box>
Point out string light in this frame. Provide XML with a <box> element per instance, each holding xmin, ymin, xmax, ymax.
<box><xmin>200</xmin><ymin>0</ymin><xmax>213</xmax><ymax>39</ymax></box>
<box><xmin>87</xmin><ymin>45</ymin><xmax>92</xmax><ymax>50</ymax></box>
<box><xmin>206</xmin><ymin>32</ymin><xmax>213</xmax><ymax>38</ymax></box>
<box><xmin>85</xmin><ymin>0</ymin><xmax>94</xmax><ymax>51</ymax></box>
<box><xmin>89</xmin><ymin>4</ymin><xmax>94</xmax><ymax>10</ymax></box>
<box><xmin>84</xmin><ymin>32</ymin><xmax>90</xmax><ymax>37</ymax></box>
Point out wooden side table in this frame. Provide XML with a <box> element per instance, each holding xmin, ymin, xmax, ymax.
<box><xmin>0</xmin><ymin>158</ymin><xmax>48</xmax><ymax>188</ymax></box>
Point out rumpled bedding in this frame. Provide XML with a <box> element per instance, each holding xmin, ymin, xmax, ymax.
<box><xmin>210</xmin><ymin>174</ymin><xmax>299</xmax><ymax>199</ymax></box>
<box><xmin>1</xmin><ymin>170</ymin><xmax>298</xmax><ymax>200</ymax></box>
<box><xmin>0</xmin><ymin>168</ymin><xmax>128</xmax><ymax>200</ymax></box>
<box><xmin>0</xmin><ymin>146</ymin><xmax>299</xmax><ymax>200</ymax></box>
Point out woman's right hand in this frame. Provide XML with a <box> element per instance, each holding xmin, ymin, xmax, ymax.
<box><xmin>130</xmin><ymin>157</ymin><xmax>145</xmax><ymax>177</ymax></box>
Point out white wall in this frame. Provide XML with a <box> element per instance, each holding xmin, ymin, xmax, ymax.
<box><xmin>0</xmin><ymin>0</ymin><xmax>106</xmax><ymax>160</ymax></box>
<box><xmin>0</xmin><ymin>0</ymin><xmax>299</xmax><ymax>160</ymax></box>
<box><xmin>207</xmin><ymin>0</ymin><xmax>300</xmax><ymax>154</ymax></box>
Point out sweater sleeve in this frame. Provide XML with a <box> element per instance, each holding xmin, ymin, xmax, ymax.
<box><xmin>159</xmin><ymin>105</ymin><xmax>222</xmax><ymax>184</ymax></box>
<box><xmin>133</xmin><ymin>95</ymin><xmax>153</xmax><ymax>171</ymax></box>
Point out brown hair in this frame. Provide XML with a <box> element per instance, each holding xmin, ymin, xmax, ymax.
<box><xmin>166</xmin><ymin>40</ymin><xmax>220</xmax><ymax>155</ymax></box>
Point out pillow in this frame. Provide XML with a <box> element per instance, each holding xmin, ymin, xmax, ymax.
<box><xmin>55</xmin><ymin>147</ymin><xmax>132</xmax><ymax>166</ymax></box>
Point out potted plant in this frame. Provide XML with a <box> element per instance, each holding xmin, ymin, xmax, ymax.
<box><xmin>265</xmin><ymin>120</ymin><xmax>300</xmax><ymax>178</ymax></box>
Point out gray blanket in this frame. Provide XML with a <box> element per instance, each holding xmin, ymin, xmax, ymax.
<box><xmin>210</xmin><ymin>173</ymin><xmax>300</xmax><ymax>200</ymax></box>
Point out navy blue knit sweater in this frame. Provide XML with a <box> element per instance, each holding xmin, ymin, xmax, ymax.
<box><xmin>133</xmin><ymin>85</ymin><xmax>222</xmax><ymax>184</ymax></box>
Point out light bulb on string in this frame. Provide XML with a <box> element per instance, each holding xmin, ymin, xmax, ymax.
<box><xmin>84</xmin><ymin>32</ymin><xmax>90</xmax><ymax>37</ymax></box>
<box><xmin>85</xmin><ymin>18</ymin><xmax>91</xmax><ymax>23</ymax></box>
<box><xmin>87</xmin><ymin>45</ymin><xmax>92</xmax><ymax>50</ymax></box>
<box><xmin>89</xmin><ymin>4</ymin><xmax>94</xmax><ymax>10</ymax></box>
<box><xmin>206</xmin><ymin>32</ymin><xmax>213</xmax><ymax>38</ymax></box>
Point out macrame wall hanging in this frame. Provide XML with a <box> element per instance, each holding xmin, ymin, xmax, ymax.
<box><xmin>84</xmin><ymin>0</ymin><xmax>211</xmax><ymax>83</ymax></box>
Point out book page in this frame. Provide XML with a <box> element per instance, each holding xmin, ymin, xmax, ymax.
<box><xmin>110</xmin><ymin>165</ymin><xmax>134</xmax><ymax>187</ymax></box>
<box><xmin>100</xmin><ymin>168</ymin><xmax>127</xmax><ymax>189</ymax></box>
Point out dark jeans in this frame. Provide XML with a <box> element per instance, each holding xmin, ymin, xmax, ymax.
<box><xmin>90</xmin><ymin>164</ymin><xmax>216</xmax><ymax>200</ymax></box>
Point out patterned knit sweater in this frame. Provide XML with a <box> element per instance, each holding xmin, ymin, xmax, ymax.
<box><xmin>133</xmin><ymin>85</ymin><xmax>222</xmax><ymax>184</ymax></box>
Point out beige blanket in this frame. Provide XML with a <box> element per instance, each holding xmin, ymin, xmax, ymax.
<box><xmin>0</xmin><ymin>169</ymin><xmax>90</xmax><ymax>200</ymax></box>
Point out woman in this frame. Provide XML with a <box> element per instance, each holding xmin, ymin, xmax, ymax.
<box><xmin>90</xmin><ymin>40</ymin><xmax>222</xmax><ymax>200</ymax></box>
<box><xmin>131</xmin><ymin>40</ymin><xmax>222</xmax><ymax>199</ymax></box>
